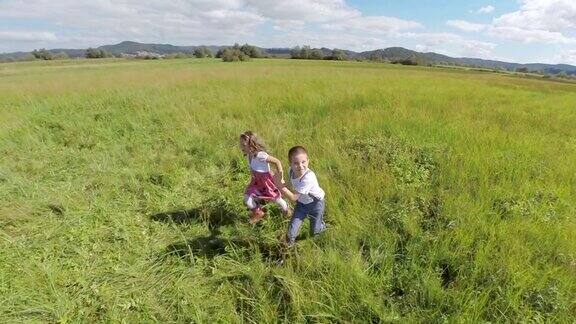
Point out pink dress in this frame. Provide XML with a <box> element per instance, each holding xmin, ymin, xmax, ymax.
<box><xmin>244</xmin><ymin>151</ymin><xmax>281</xmax><ymax>201</ymax></box>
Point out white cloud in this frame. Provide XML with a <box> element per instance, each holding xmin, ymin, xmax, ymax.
<box><xmin>245</xmin><ymin>0</ymin><xmax>360</xmax><ymax>22</ymax></box>
<box><xmin>408</xmin><ymin>32</ymin><xmax>462</xmax><ymax>47</ymax></box>
<box><xmin>487</xmin><ymin>26</ymin><xmax>574</xmax><ymax>44</ymax></box>
<box><xmin>247</xmin><ymin>1</ymin><xmax>421</xmax><ymax>36</ymax></box>
<box><xmin>0</xmin><ymin>31</ymin><xmax>57</xmax><ymax>42</ymax></box>
<box><xmin>272</xmin><ymin>20</ymin><xmax>307</xmax><ymax>31</ymax></box>
<box><xmin>459</xmin><ymin>39</ymin><xmax>497</xmax><ymax>58</ymax></box>
<box><xmin>0</xmin><ymin>0</ymin><xmax>569</xmax><ymax>64</ymax></box>
<box><xmin>478</xmin><ymin>5</ymin><xmax>495</xmax><ymax>14</ymax></box>
<box><xmin>0</xmin><ymin>0</ymin><xmax>425</xmax><ymax>52</ymax></box>
<box><xmin>321</xmin><ymin>16</ymin><xmax>421</xmax><ymax>33</ymax></box>
<box><xmin>407</xmin><ymin>32</ymin><xmax>498</xmax><ymax>59</ymax></box>
<box><xmin>0</xmin><ymin>0</ymin><xmax>265</xmax><ymax>49</ymax></box>
<box><xmin>554</xmin><ymin>49</ymin><xmax>576</xmax><ymax>64</ymax></box>
<box><xmin>490</xmin><ymin>0</ymin><xmax>576</xmax><ymax>43</ymax></box>
<box><xmin>446</xmin><ymin>20</ymin><xmax>486</xmax><ymax>32</ymax></box>
<box><xmin>494</xmin><ymin>0</ymin><xmax>576</xmax><ymax>32</ymax></box>
<box><xmin>265</xmin><ymin>30</ymin><xmax>387</xmax><ymax>51</ymax></box>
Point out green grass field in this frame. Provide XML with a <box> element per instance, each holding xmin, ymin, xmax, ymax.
<box><xmin>1</xmin><ymin>58</ymin><xmax>575</xmax><ymax>322</ymax></box>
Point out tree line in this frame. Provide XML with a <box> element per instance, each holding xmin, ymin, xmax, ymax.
<box><xmin>2</xmin><ymin>45</ymin><xmax>574</xmax><ymax>79</ymax></box>
<box><xmin>290</xmin><ymin>46</ymin><xmax>347</xmax><ymax>61</ymax></box>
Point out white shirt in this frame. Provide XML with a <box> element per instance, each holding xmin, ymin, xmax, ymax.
<box><xmin>249</xmin><ymin>151</ymin><xmax>270</xmax><ymax>173</ymax></box>
<box><xmin>290</xmin><ymin>168</ymin><xmax>325</xmax><ymax>204</ymax></box>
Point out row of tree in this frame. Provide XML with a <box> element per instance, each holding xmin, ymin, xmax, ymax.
<box><xmin>290</xmin><ymin>45</ymin><xmax>348</xmax><ymax>61</ymax></box>
<box><xmin>26</xmin><ymin>48</ymin><xmax>113</xmax><ymax>60</ymax></box>
<box><xmin>31</xmin><ymin>49</ymin><xmax>69</xmax><ymax>60</ymax></box>
<box><xmin>290</xmin><ymin>46</ymin><xmax>432</xmax><ymax>63</ymax></box>
<box><xmin>217</xmin><ymin>43</ymin><xmax>265</xmax><ymax>62</ymax></box>
<box><xmin>22</xmin><ymin>46</ymin><xmax>217</xmax><ymax>61</ymax></box>
<box><xmin>85</xmin><ymin>48</ymin><xmax>114</xmax><ymax>58</ymax></box>
<box><xmin>290</xmin><ymin>46</ymin><xmax>347</xmax><ymax>61</ymax></box>
<box><xmin>11</xmin><ymin>46</ymin><xmax>576</xmax><ymax>78</ymax></box>
<box><xmin>14</xmin><ymin>46</ymin><xmax>448</xmax><ymax>66</ymax></box>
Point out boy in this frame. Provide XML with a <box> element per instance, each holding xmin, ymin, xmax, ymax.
<box><xmin>275</xmin><ymin>146</ymin><xmax>326</xmax><ymax>246</ymax></box>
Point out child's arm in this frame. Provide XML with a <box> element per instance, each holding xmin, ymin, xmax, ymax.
<box><xmin>276</xmin><ymin>171</ymin><xmax>319</xmax><ymax>203</ymax></box>
<box><xmin>276</xmin><ymin>179</ymin><xmax>299</xmax><ymax>202</ymax></box>
<box><xmin>272</xmin><ymin>172</ymin><xmax>299</xmax><ymax>202</ymax></box>
<box><xmin>266</xmin><ymin>155</ymin><xmax>284</xmax><ymax>182</ymax></box>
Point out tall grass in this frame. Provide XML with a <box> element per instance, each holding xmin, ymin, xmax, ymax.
<box><xmin>1</xmin><ymin>58</ymin><xmax>575</xmax><ymax>322</ymax></box>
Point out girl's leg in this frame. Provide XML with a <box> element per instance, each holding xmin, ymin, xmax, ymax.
<box><xmin>246</xmin><ymin>195</ymin><xmax>267</xmax><ymax>224</ymax></box>
<box><xmin>275</xmin><ymin>197</ymin><xmax>288</xmax><ymax>211</ymax></box>
<box><xmin>287</xmin><ymin>202</ymin><xmax>306</xmax><ymax>245</ymax></box>
<box><xmin>244</xmin><ymin>195</ymin><xmax>258</xmax><ymax>210</ymax></box>
<box><xmin>245</xmin><ymin>195</ymin><xmax>265</xmax><ymax>224</ymax></box>
<box><xmin>308</xmin><ymin>199</ymin><xmax>326</xmax><ymax>236</ymax></box>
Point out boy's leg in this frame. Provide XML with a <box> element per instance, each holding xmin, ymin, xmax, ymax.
<box><xmin>309</xmin><ymin>199</ymin><xmax>326</xmax><ymax>236</ymax></box>
<box><xmin>286</xmin><ymin>202</ymin><xmax>306</xmax><ymax>245</ymax></box>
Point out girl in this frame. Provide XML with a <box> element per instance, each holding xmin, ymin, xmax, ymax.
<box><xmin>239</xmin><ymin>131</ymin><xmax>290</xmax><ymax>224</ymax></box>
<box><xmin>275</xmin><ymin>146</ymin><xmax>326</xmax><ymax>246</ymax></box>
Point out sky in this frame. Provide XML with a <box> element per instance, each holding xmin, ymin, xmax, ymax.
<box><xmin>0</xmin><ymin>0</ymin><xmax>575</xmax><ymax>64</ymax></box>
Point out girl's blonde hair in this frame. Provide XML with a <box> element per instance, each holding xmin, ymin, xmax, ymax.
<box><xmin>240</xmin><ymin>130</ymin><xmax>267</xmax><ymax>154</ymax></box>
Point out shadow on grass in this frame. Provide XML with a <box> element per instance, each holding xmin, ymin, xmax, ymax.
<box><xmin>151</xmin><ymin>199</ymin><xmax>288</xmax><ymax>264</ymax></box>
<box><xmin>150</xmin><ymin>199</ymin><xmax>238</xmax><ymax>231</ymax></box>
<box><xmin>164</xmin><ymin>233</ymin><xmax>287</xmax><ymax>263</ymax></box>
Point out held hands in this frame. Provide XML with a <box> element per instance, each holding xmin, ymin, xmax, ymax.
<box><xmin>273</xmin><ymin>172</ymin><xmax>297</xmax><ymax>202</ymax></box>
<box><xmin>273</xmin><ymin>172</ymin><xmax>285</xmax><ymax>188</ymax></box>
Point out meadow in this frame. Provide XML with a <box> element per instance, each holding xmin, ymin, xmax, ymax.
<box><xmin>0</xmin><ymin>58</ymin><xmax>575</xmax><ymax>322</ymax></box>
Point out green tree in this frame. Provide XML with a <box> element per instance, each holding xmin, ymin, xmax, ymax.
<box><xmin>53</xmin><ymin>51</ymin><xmax>69</xmax><ymax>60</ymax></box>
<box><xmin>32</xmin><ymin>49</ymin><xmax>53</xmax><ymax>60</ymax></box>
<box><xmin>310</xmin><ymin>49</ymin><xmax>324</xmax><ymax>60</ymax></box>
<box><xmin>299</xmin><ymin>45</ymin><xmax>312</xmax><ymax>59</ymax></box>
<box><xmin>19</xmin><ymin>53</ymin><xmax>37</xmax><ymax>61</ymax></box>
<box><xmin>291</xmin><ymin>45</ymin><xmax>319</xmax><ymax>59</ymax></box>
<box><xmin>330</xmin><ymin>49</ymin><xmax>347</xmax><ymax>61</ymax></box>
<box><xmin>85</xmin><ymin>48</ymin><xmax>112</xmax><ymax>59</ymax></box>
<box><xmin>193</xmin><ymin>46</ymin><xmax>213</xmax><ymax>58</ymax></box>
<box><xmin>240</xmin><ymin>43</ymin><xmax>264</xmax><ymax>58</ymax></box>
<box><xmin>392</xmin><ymin>54</ymin><xmax>426</xmax><ymax>66</ymax></box>
<box><xmin>290</xmin><ymin>46</ymin><xmax>301</xmax><ymax>59</ymax></box>
<box><xmin>221</xmin><ymin>47</ymin><xmax>249</xmax><ymax>62</ymax></box>
<box><xmin>165</xmin><ymin>52</ymin><xmax>190</xmax><ymax>59</ymax></box>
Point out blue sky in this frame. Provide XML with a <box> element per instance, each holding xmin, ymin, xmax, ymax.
<box><xmin>1</xmin><ymin>0</ymin><xmax>575</xmax><ymax>64</ymax></box>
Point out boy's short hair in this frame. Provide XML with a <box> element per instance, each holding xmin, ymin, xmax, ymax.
<box><xmin>288</xmin><ymin>146</ymin><xmax>308</xmax><ymax>161</ymax></box>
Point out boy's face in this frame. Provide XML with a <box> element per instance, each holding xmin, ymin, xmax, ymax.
<box><xmin>290</xmin><ymin>153</ymin><xmax>309</xmax><ymax>177</ymax></box>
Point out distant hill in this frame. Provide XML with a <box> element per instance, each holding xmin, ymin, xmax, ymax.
<box><xmin>356</xmin><ymin>47</ymin><xmax>576</xmax><ymax>75</ymax></box>
<box><xmin>2</xmin><ymin>41</ymin><xmax>575</xmax><ymax>75</ymax></box>
<box><xmin>98</xmin><ymin>41</ymin><xmax>221</xmax><ymax>55</ymax></box>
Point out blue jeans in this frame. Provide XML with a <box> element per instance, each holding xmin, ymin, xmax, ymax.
<box><xmin>287</xmin><ymin>198</ymin><xmax>326</xmax><ymax>244</ymax></box>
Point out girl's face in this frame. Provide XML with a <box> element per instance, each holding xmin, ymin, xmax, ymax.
<box><xmin>239</xmin><ymin>137</ymin><xmax>250</xmax><ymax>155</ymax></box>
<box><xmin>290</xmin><ymin>153</ymin><xmax>309</xmax><ymax>177</ymax></box>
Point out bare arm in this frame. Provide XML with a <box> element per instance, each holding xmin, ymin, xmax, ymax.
<box><xmin>266</xmin><ymin>155</ymin><xmax>284</xmax><ymax>182</ymax></box>
<box><xmin>271</xmin><ymin>171</ymin><xmax>300</xmax><ymax>202</ymax></box>
<box><xmin>277</xmin><ymin>180</ymin><xmax>299</xmax><ymax>202</ymax></box>
<box><xmin>268</xmin><ymin>154</ymin><xmax>300</xmax><ymax>202</ymax></box>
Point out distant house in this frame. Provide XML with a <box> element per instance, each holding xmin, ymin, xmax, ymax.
<box><xmin>121</xmin><ymin>51</ymin><xmax>164</xmax><ymax>59</ymax></box>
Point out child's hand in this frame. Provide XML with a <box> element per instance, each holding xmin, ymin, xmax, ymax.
<box><xmin>273</xmin><ymin>172</ymin><xmax>285</xmax><ymax>187</ymax></box>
